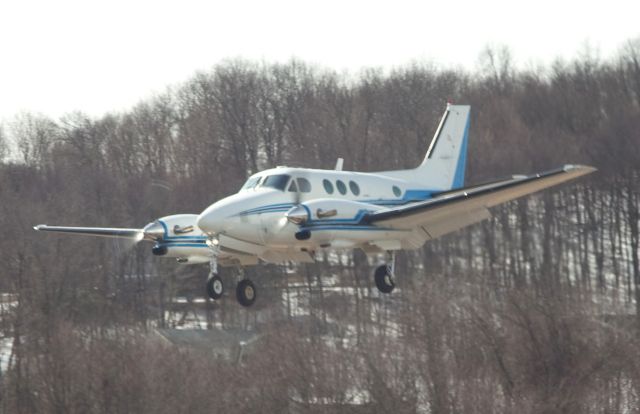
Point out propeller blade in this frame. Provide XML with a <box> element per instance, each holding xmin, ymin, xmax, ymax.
<box><xmin>289</xmin><ymin>172</ymin><xmax>311</xmax><ymax>206</ymax></box>
<box><xmin>34</xmin><ymin>220</ymin><xmax>166</xmax><ymax>243</ymax></box>
<box><xmin>288</xmin><ymin>175</ymin><xmax>302</xmax><ymax>205</ymax></box>
<box><xmin>34</xmin><ymin>225</ymin><xmax>144</xmax><ymax>240</ymax></box>
<box><xmin>109</xmin><ymin>236</ymin><xmax>144</xmax><ymax>257</ymax></box>
<box><xmin>279</xmin><ymin>173</ymin><xmax>311</xmax><ymax>232</ymax></box>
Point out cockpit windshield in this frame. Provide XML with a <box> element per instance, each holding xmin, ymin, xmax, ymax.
<box><xmin>259</xmin><ymin>174</ymin><xmax>291</xmax><ymax>191</ymax></box>
<box><xmin>240</xmin><ymin>176</ymin><xmax>261</xmax><ymax>191</ymax></box>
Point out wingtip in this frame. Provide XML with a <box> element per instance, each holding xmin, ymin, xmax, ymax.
<box><xmin>34</xmin><ymin>224</ymin><xmax>45</xmax><ymax>231</ymax></box>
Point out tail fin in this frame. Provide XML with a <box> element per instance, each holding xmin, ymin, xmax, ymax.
<box><xmin>378</xmin><ymin>104</ymin><xmax>470</xmax><ymax>190</ymax></box>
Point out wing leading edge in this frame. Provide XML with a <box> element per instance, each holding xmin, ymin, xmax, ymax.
<box><xmin>364</xmin><ymin>165</ymin><xmax>596</xmax><ymax>232</ymax></box>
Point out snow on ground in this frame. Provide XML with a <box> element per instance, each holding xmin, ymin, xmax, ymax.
<box><xmin>0</xmin><ymin>337</ymin><xmax>12</xmax><ymax>373</ymax></box>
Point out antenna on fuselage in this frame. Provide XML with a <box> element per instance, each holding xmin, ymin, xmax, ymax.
<box><xmin>334</xmin><ymin>158</ymin><xmax>344</xmax><ymax>171</ymax></box>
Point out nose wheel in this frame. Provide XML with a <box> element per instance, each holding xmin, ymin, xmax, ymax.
<box><xmin>206</xmin><ymin>274</ymin><xmax>224</xmax><ymax>299</ymax></box>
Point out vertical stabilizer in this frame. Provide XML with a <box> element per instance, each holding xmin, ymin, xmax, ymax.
<box><xmin>378</xmin><ymin>104</ymin><xmax>471</xmax><ymax>190</ymax></box>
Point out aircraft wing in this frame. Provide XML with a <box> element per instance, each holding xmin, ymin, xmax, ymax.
<box><xmin>364</xmin><ymin>165</ymin><xmax>595</xmax><ymax>243</ymax></box>
<box><xmin>33</xmin><ymin>225</ymin><xmax>143</xmax><ymax>239</ymax></box>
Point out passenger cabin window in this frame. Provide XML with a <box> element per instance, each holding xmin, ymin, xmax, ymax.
<box><xmin>260</xmin><ymin>174</ymin><xmax>290</xmax><ymax>191</ymax></box>
<box><xmin>241</xmin><ymin>176</ymin><xmax>261</xmax><ymax>191</ymax></box>
<box><xmin>323</xmin><ymin>179</ymin><xmax>334</xmax><ymax>194</ymax></box>
<box><xmin>297</xmin><ymin>177</ymin><xmax>312</xmax><ymax>193</ymax></box>
<box><xmin>336</xmin><ymin>180</ymin><xmax>347</xmax><ymax>195</ymax></box>
<box><xmin>393</xmin><ymin>185</ymin><xmax>402</xmax><ymax>197</ymax></box>
<box><xmin>349</xmin><ymin>181</ymin><xmax>360</xmax><ymax>196</ymax></box>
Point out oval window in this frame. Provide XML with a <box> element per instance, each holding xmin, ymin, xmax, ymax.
<box><xmin>323</xmin><ymin>179</ymin><xmax>334</xmax><ymax>194</ymax></box>
<box><xmin>336</xmin><ymin>180</ymin><xmax>347</xmax><ymax>195</ymax></box>
<box><xmin>393</xmin><ymin>186</ymin><xmax>402</xmax><ymax>197</ymax></box>
<box><xmin>349</xmin><ymin>181</ymin><xmax>360</xmax><ymax>196</ymax></box>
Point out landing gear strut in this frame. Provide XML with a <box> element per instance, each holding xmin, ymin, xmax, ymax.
<box><xmin>206</xmin><ymin>239</ymin><xmax>224</xmax><ymax>300</ymax></box>
<box><xmin>374</xmin><ymin>251</ymin><xmax>396</xmax><ymax>294</ymax></box>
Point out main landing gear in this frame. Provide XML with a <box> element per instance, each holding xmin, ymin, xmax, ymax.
<box><xmin>374</xmin><ymin>252</ymin><xmax>396</xmax><ymax>294</ymax></box>
<box><xmin>205</xmin><ymin>240</ymin><xmax>257</xmax><ymax>307</ymax></box>
<box><xmin>205</xmin><ymin>270</ymin><xmax>257</xmax><ymax>308</ymax></box>
<box><xmin>236</xmin><ymin>279</ymin><xmax>256</xmax><ymax>307</ymax></box>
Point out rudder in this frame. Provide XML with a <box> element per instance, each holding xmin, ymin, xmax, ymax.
<box><xmin>378</xmin><ymin>104</ymin><xmax>470</xmax><ymax>191</ymax></box>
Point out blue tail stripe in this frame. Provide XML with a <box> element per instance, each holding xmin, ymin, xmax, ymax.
<box><xmin>451</xmin><ymin>113</ymin><xmax>470</xmax><ymax>189</ymax></box>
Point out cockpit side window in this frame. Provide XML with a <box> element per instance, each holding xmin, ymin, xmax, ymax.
<box><xmin>241</xmin><ymin>176</ymin><xmax>261</xmax><ymax>191</ymax></box>
<box><xmin>297</xmin><ymin>177</ymin><xmax>312</xmax><ymax>193</ymax></box>
<box><xmin>260</xmin><ymin>174</ymin><xmax>291</xmax><ymax>191</ymax></box>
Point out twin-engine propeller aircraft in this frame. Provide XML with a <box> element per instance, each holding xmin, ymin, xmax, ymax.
<box><xmin>35</xmin><ymin>105</ymin><xmax>595</xmax><ymax>307</ymax></box>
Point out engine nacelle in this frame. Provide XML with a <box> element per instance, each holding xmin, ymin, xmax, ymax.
<box><xmin>145</xmin><ymin>214</ymin><xmax>210</xmax><ymax>263</ymax></box>
<box><xmin>282</xmin><ymin>199</ymin><xmax>389</xmax><ymax>247</ymax></box>
<box><xmin>148</xmin><ymin>214</ymin><xmax>206</xmax><ymax>240</ymax></box>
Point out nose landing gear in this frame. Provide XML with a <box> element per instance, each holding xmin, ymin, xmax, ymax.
<box><xmin>206</xmin><ymin>242</ymin><xmax>224</xmax><ymax>300</ymax></box>
<box><xmin>206</xmin><ymin>274</ymin><xmax>224</xmax><ymax>299</ymax></box>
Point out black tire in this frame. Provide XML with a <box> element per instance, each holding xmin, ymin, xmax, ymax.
<box><xmin>374</xmin><ymin>265</ymin><xmax>395</xmax><ymax>294</ymax></box>
<box><xmin>206</xmin><ymin>274</ymin><xmax>224</xmax><ymax>299</ymax></box>
<box><xmin>236</xmin><ymin>279</ymin><xmax>257</xmax><ymax>307</ymax></box>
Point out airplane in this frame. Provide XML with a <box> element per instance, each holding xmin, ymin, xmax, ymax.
<box><xmin>34</xmin><ymin>104</ymin><xmax>596</xmax><ymax>307</ymax></box>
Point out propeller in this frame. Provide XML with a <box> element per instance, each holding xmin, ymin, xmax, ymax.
<box><xmin>34</xmin><ymin>220</ymin><xmax>170</xmax><ymax>258</ymax></box>
<box><xmin>109</xmin><ymin>235</ymin><xmax>144</xmax><ymax>257</ymax></box>
<box><xmin>34</xmin><ymin>214</ymin><xmax>204</xmax><ymax>257</ymax></box>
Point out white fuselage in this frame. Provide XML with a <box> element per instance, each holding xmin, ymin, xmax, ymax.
<box><xmin>196</xmin><ymin>166</ymin><xmax>436</xmax><ymax>252</ymax></box>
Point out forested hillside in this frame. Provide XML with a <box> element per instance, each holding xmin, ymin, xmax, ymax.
<box><xmin>1</xmin><ymin>44</ymin><xmax>640</xmax><ymax>412</ymax></box>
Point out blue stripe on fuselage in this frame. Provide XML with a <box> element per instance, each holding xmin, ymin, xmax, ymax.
<box><xmin>361</xmin><ymin>189</ymin><xmax>434</xmax><ymax>206</ymax></box>
<box><xmin>451</xmin><ymin>114</ymin><xmax>470</xmax><ymax>189</ymax></box>
<box><xmin>157</xmin><ymin>241</ymin><xmax>208</xmax><ymax>248</ymax></box>
<box><xmin>235</xmin><ymin>189</ymin><xmax>435</xmax><ymax>217</ymax></box>
<box><xmin>298</xmin><ymin>225</ymin><xmax>410</xmax><ymax>232</ymax></box>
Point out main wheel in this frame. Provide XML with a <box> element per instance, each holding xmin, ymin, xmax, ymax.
<box><xmin>206</xmin><ymin>274</ymin><xmax>224</xmax><ymax>299</ymax></box>
<box><xmin>236</xmin><ymin>279</ymin><xmax>257</xmax><ymax>307</ymax></box>
<box><xmin>374</xmin><ymin>265</ymin><xmax>395</xmax><ymax>294</ymax></box>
